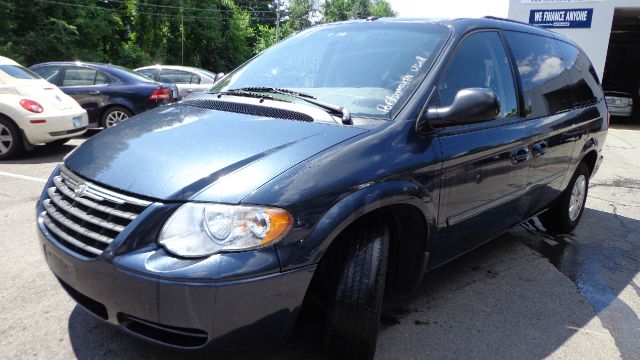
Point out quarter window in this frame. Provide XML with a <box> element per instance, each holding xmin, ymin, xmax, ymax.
<box><xmin>437</xmin><ymin>32</ymin><xmax>518</xmax><ymax>119</ymax></box>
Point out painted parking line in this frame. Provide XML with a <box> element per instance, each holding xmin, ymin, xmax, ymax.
<box><xmin>0</xmin><ymin>171</ymin><xmax>47</xmax><ymax>183</ymax></box>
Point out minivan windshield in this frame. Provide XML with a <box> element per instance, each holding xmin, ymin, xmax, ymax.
<box><xmin>210</xmin><ymin>22</ymin><xmax>449</xmax><ymax>119</ymax></box>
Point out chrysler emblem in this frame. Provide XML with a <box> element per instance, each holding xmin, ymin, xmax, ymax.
<box><xmin>74</xmin><ymin>183</ymin><xmax>87</xmax><ymax>198</ymax></box>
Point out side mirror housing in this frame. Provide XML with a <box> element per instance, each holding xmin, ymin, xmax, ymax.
<box><xmin>215</xmin><ymin>72</ymin><xmax>225</xmax><ymax>82</ymax></box>
<box><xmin>417</xmin><ymin>88</ymin><xmax>500</xmax><ymax>133</ymax></box>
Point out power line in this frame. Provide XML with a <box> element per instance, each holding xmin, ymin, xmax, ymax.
<box><xmin>36</xmin><ymin>0</ymin><xmax>276</xmax><ymax>21</ymax></box>
<box><xmin>102</xmin><ymin>0</ymin><xmax>276</xmax><ymax>14</ymax></box>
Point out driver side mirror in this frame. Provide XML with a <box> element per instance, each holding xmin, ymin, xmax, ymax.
<box><xmin>214</xmin><ymin>72</ymin><xmax>225</xmax><ymax>82</ymax></box>
<box><xmin>417</xmin><ymin>88</ymin><xmax>500</xmax><ymax>133</ymax></box>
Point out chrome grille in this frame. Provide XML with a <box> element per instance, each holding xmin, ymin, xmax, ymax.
<box><xmin>41</xmin><ymin>164</ymin><xmax>151</xmax><ymax>258</ymax></box>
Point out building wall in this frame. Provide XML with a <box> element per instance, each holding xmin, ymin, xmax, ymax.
<box><xmin>508</xmin><ymin>0</ymin><xmax>639</xmax><ymax>81</ymax></box>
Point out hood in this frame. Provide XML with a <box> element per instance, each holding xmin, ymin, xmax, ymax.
<box><xmin>64</xmin><ymin>104</ymin><xmax>367</xmax><ymax>202</ymax></box>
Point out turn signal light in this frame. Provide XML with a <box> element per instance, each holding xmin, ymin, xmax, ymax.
<box><xmin>20</xmin><ymin>99</ymin><xmax>44</xmax><ymax>113</ymax></box>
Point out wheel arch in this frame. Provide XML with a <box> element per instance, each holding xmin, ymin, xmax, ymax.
<box><xmin>297</xmin><ymin>181</ymin><xmax>436</xmax><ymax>296</ymax></box>
<box><xmin>582</xmin><ymin>149</ymin><xmax>598</xmax><ymax>177</ymax></box>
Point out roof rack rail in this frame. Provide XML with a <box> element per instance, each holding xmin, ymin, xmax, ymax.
<box><xmin>483</xmin><ymin>16</ymin><xmax>539</xmax><ymax>27</ymax></box>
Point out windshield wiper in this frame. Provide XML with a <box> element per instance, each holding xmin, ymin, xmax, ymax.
<box><xmin>213</xmin><ymin>88</ymin><xmax>289</xmax><ymax>103</ymax></box>
<box><xmin>229</xmin><ymin>87</ymin><xmax>353</xmax><ymax>125</ymax></box>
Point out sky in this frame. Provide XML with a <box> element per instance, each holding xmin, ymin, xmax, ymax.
<box><xmin>388</xmin><ymin>0</ymin><xmax>510</xmax><ymax>19</ymax></box>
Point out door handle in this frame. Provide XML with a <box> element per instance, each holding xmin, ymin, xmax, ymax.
<box><xmin>533</xmin><ymin>141</ymin><xmax>548</xmax><ymax>157</ymax></box>
<box><xmin>89</xmin><ymin>90</ymin><xmax>101</xmax><ymax>95</ymax></box>
<box><xmin>510</xmin><ymin>148</ymin><xmax>530</xmax><ymax>164</ymax></box>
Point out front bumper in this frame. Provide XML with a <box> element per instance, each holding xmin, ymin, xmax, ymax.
<box><xmin>607</xmin><ymin>106</ymin><xmax>632</xmax><ymax>117</ymax></box>
<box><xmin>36</xmin><ymin>194</ymin><xmax>315</xmax><ymax>352</ymax></box>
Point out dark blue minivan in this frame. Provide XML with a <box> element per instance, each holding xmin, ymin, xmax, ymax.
<box><xmin>36</xmin><ymin>17</ymin><xmax>607</xmax><ymax>359</ymax></box>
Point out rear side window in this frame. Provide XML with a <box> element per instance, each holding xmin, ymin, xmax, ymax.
<box><xmin>32</xmin><ymin>66</ymin><xmax>61</xmax><ymax>84</ymax></box>
<box><xmin>505</xmin><ymin>31</ymin><xmax>597</xmax><ymax>118</ymax></box>
<box><xmin>159</xmin><ymin>69</ymin><xmax>199</xmax><ymax>84</ymax></box>
<box><xmin>0</xmin><ymin>65</ymin><xmax>41</xmax><ymax>80</ymax></box>
<box><xmin>437</xmin><ymin>31</ymin><xmax>518</xmax><ymax>119</ymax></box>
<box><xmin>62</xmin><ymin>67</ymin><xmax>104</xmax><ymax>86</ymax></box>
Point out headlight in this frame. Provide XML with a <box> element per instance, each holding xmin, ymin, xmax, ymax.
<box><xmin>158</xmin><ymin>203</ymin><xmax>293</xmax><ymax>258</ymax></box>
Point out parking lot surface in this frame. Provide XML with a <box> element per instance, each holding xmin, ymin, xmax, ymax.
<box><xmin>1</xmin><ymin>126</ymin><xmax>639</xmax><ymax>360</ymax></box>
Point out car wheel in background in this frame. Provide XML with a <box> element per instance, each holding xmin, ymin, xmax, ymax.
<box><xmin>323</xmin><ymin>217</ymin><xmax>389</xmax><ymax>360</ymax></box>
<box><xmin>0</xmin><ymin>117</ymin><xmax>23</xmax><ymax>160</ymax></box>
<box><xmin>101</xmin><ymin>106</ymin><xmax>132</xmax><ymax>128</ymax></box>
<box><xmin>539</xmin><ymin>163</ymin><xmax>590</xmax><ymax>234</ymax></box>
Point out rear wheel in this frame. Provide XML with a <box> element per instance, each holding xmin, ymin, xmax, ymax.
<box><xmin>0</xmin><ymin>117</ymin><xmax>23</xmax><ymax>160</ymax></box>
<box><xmin>539</xmin><ymin>163</ymin><xmax>590</xmax><ymax>233</ymax></box>
<box><xmin>323</xmin><ymin>218</ymin><xmax>389</xmax><ymax>360</ymax></box>
<box><xmin>101</xmin><ymin>107</ymin><xmax>132</xmax><ymax>128</ymax></box>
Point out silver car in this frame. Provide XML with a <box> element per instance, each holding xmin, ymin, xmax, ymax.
<box><xmin>134</xmin><ymin>65</ymin><xmax>224</xmax><ymax>99</ymax></box>
<box><xmin>605</xmin><ymin>91</ymin><xmax>633</xmax><ymax>117</ymax></box>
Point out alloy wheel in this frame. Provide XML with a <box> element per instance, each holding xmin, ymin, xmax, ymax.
<box><xmin>105</xmin><ymin>110</ymin><xmax>129</xmax><ymax>128</ymax></box>
<box><xmin>569</xmin><ymin>174</ymin><xmax>586</xmax><ymax>222</ymax></box>
<box><xmin>0</xmin><ymin>123</ymin><xmax>14</xmax><ymax>155</ymax></box>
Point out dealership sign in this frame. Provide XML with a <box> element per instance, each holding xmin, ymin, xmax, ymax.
<box><xmin>522</xmin><ymin>0</ymin><xmax>603</xmax><ymax>3</ymax></box>
<box><xmin>529</xmin><ymin>8</ymin><xmax>593</xmax><ymax>28</ymax></box>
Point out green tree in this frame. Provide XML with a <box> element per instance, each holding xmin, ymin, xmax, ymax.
<box><xmin>370</xmin><ymin>0</ymin><xmax>397</xmax><ymax>17</ymax></box>
<box><xmin>288</xmin><ymin>0</ymin><xmax>318</xmax><ymax>31</ymax></box>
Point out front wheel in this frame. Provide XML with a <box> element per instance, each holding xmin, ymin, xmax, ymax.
<box><xmin>101</xmin><ymin>107</ymin><xmax>132</xmax><ymax>128</ymax></box>
<box><xmin>539</xmin><ymin>163</ymin><xmax>590</xmax><ymax>233</ymax></box>
<box><xmin>324</xmin><ymin>218</ymin><xmax>389</xmax><ymax>360</ymax></box>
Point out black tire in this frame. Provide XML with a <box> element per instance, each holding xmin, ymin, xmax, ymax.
<box><xmin>324</xmin><ymin>218</ymin><xmax>389</xmax><ymax>360</ymax></box>
<box><xmin>539</xmin><ymin>163</ymin><xmax>590</xmax><ymax>233</ymax></box>
<box><xmin>100</xmin><ymin>106</ymin><xmax>132</xmax><ymax>128</ymax></box>
<box><xmin>0</xmin><ymin>117</ymin><xmax>23</xmax><ymax>160</ymax></box>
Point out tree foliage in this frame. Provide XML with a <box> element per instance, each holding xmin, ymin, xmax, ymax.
<box><xmin>0</xmin><ymin>0</ymin><xmax>396</xmax><ymax>72</ymax></box>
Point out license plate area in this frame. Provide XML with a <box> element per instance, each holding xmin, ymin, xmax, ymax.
<box><xmin>73</xmin><ymin>116</ymin><xmax>85</xmax><ymax>128</ymax></box>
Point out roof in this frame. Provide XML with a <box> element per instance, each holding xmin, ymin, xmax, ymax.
<box><xmin>0</xmin><ymin>55</ymin><xmax>20</xmax><ymax>66</ymax></box>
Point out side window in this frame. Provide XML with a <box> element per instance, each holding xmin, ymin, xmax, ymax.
<box><xmin>62</xmin><ymin>67</ymin><xmax>98</xmax><ymax>86</ymax></box>
<box><xmin>137</xmin><ymin>68</ymin><xmax>158</xmax><ymax>80</ymax></box>
<box><xmin>505</xmin><ymin>32</ymin><xmax>597</xmax><ymax>118</ymax></box>
<box><xmin>438</xmin><ymin>32</ymin><xmax>518</xmax><ymax>119</ymax></box>
<box><xmin>159</xmin><ymin>69</ymin><xmax>195</xmax><ymax>84</ymax></box>
<box><xmin>190</xmin><ymin>73</ymin><xmax>201</xmax><ymax>84</ymax></box>
<box><xmin>32</xmin><ymin>66</ymin><xmax>61</xmax><ymax>84</ymax></box>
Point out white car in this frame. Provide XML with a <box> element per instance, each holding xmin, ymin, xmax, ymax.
<box><xmin>134</xmin><ymin>65</ymin><xmax>224</xmax><ymax>99</ymax></box>
<box><xmin>0</xmin><ymin>56</ymin><xmax>88</xmax><ymax>159</ymax></box>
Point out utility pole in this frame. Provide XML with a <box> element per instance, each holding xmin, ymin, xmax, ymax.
<box><xmin>275</xmin><ymin>0</ymin><xmax>280</xmax><ymax>43</ymax></box>
<box><xmin>180</xmin><ymin>0</ymin><xmax>184</xmax><ymax>66</ymax></box>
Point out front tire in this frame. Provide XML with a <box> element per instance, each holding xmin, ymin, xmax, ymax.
<box><xmin>0</xmin><ymin>117</ymin><xmax>23</xmax><ymax>160</ymax></box>
<box><xmin>101</xmin><ymin>106</ymin><xmax>132</xmax><ymax>128</ymax></box>
<box><xmin>324</xmin><ymin>218</ymin><xmax>389</xmax><ymax>360</ymax></box>
<box><xmin>539</xmin><ymin>163</ymin><xmax>590</xmax><ymax>233</ymax></box>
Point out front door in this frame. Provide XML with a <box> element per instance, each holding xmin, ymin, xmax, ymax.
<box><xmin>429</xmin><ymin>31</ymin><xmax>529</xmax><ymax>267</ymax></box>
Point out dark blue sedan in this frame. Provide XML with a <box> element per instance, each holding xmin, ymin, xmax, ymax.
<box><xmin>30</xmin><ymin>62</ymin><xmax>177</xmax><ymax>128</ymax></box>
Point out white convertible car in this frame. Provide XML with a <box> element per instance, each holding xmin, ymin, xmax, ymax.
<box><xmin>0</xmin><ymin>56</ymin><xmax>87</xmax><ymax>159</ymax></box>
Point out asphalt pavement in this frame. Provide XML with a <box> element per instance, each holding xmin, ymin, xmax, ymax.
<box><xmin>0</xmin><ymin>125</ymin><xmax>639</xmax><ymax>360</ymax></box>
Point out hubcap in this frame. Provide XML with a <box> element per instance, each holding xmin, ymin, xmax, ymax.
<box><xmin>569</xmin><ymin>174</ymin><xmax>586</xmax><ymax>222</ymax></box>
<box><xmin>0</xmin><ymin>123</ymin><xmax>14</xmax><ymax>155</ymax></box>
<box><xmin>105</xmin><ymin>110</ymin><xmax>129</xmax><ymax>128</ymax></box>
